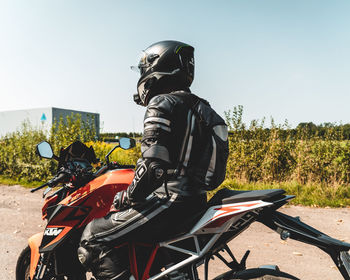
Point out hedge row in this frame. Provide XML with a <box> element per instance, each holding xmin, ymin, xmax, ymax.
<box><xmin>0</xmin><ymin>115</ymin><xmax>139</xmax><ymax>182</ymax></box>
<box><xmin>225</xmin><ymin>106</ymin><xmax>350</xmax><ymax>186</ymax></box>
<box><xmin>3</xmin><ymin>109</ymin><xmax>350</xmax><ymax>190</ymax></box>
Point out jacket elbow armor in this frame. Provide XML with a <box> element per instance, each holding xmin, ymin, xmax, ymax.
<box><xmin>127</xmin><ymin>159</ymin><xmax>167</xmax><ymax>202</ymax></box>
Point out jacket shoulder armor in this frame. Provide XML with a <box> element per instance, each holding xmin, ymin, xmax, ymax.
<box><xmin>146</xmin><ymin>94</ymin><xmax>183</xmax><ymax>118</ymax></box>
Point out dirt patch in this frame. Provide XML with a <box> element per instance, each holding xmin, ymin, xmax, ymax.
<box><xmin>1</xmin><ymin>184</ymin><xmax>349</xmax><ymax>280</ymax></box>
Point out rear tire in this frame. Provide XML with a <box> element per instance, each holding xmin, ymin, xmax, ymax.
<box><xmin>213</xmin><ymin>267</ymin><xmax>299</xmax><ymax>280</ymax></box>
<box><xmin>229</xmin><ymin>276</ymin><xmax>296</xmax><ymax>280</ymax></box>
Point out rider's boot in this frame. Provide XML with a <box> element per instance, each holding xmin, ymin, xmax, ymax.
<box><xmin>78</xmin><ymin>242</ymin><xmax>130</xmax><ymax>280</ymax></box>
<box><xmin>97</xmin><ymin>246</ymin><xmax>130</xmax><ymax>280</ymax></box>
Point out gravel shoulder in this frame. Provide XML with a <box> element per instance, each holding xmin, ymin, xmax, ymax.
<box><xmin>1</xmin><ymin>184</ymin><xmax>350</xmax><ymax>280</ymax></box>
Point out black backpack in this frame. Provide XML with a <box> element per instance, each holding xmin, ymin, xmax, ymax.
<box><xmin>177</xmin><ymin>94</ymin><xmax>229</xmax><ymax>190</ymax></box>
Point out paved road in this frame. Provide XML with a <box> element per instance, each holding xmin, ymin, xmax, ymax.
<box><xmin>1</xmin><ymin>184</ymin><xmax>350</xmax><ymax>279</ymax></box>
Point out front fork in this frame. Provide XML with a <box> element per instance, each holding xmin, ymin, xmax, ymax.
<box><xmin>27</xmin><ymin>233</ymin><xmax>55</xmax><ymax>280</ymax></box>
<box><xmin>33</xmin><ymin>253</ymin><xmax>52</xmax><ymax>280</ymax></box>
<box><xmin>260</xmin><ymin>210</ymin><xmax>350</xmax><ymax>280</ymax></box>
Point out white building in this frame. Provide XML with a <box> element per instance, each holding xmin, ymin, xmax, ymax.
<box><xmin>0</xmin><ymin>107</ymin><xmax>100</xmax><ymax>137</ymax></box>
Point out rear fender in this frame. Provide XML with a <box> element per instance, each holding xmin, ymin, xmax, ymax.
<box><xmin>28</xmin><ymin>232</ymin><xmax>43</xmax><ymax>280</ymax></box>
<box><xmin>260</xmin><ymin>210</ymin><xmax>350</xmax><ymax>280</ymax></box>
<box><xmin>260</xmin><ymin>210</ymin><xmax>350</xmax><ymax>251</ymax></box>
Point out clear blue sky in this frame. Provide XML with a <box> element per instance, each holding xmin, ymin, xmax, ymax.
<box><xmin>1</xmin><ymin>0</ymin><xmax>350</xmax><ymax>132</ymax></box>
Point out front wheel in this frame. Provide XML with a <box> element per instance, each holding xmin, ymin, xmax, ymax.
<box><xmin>15</xmin><ymin>246</ymin><xmax>88</xmax><ymax>280</ymax></box>
<box><xmin>16</xmin><ymin>246</ymin><xmax>31</xmax><ymax>280</ymax></box>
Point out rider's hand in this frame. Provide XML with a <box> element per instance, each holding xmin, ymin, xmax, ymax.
<box><xmin>111</xmin><ymin>190</ymin><xmax>130</xmax><ymax>211</ymax></box>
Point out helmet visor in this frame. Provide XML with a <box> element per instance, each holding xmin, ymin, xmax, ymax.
<box><xmin>130</xmin><ymin>51</ymin><xmax>159</xmax><ymax>75</ymax></box>
<box><xmin>130</xmin><ymin>51</ymin><xmax>148</xmax><ymax>75</ymax></box>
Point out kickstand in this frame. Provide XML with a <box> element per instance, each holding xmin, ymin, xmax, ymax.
<box><xmin>239</xmin><ymin>250</ymin><xmax>250</xmax><ymax>269</ymax></box>
<box><xmin>214</xmin><ymin>245</ymin><xmax>250</xmax><ymax>271</ymax></box>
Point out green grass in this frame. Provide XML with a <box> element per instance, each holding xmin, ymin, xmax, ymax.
<box><xmin>1</xmin><ymin>174</ymin><xmax>349</xmax><ymax>207</ymax></box>
<box><xmin>0</xmin><ymin>175</ymin><xmax>44</xmax><ymax>188</ymax></box>
<box><xmin>208</xmin><ymin>179</ymin><xmax>350</xmax><ymax>208</ymax></box>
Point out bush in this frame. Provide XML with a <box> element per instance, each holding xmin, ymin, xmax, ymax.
<box><xmin>86</xmin><ymin>141</ymin><xmax>140</xmax><ymax>166</ymax></box>
<box><xmin>225</xmin><ymin>106</ymin><xmax>350</xmax><ymax>186</ymax></box>
<box><xmin>0</xmin><ymin>114</ymin><xmax>140</xmax><ymax>183</ymax></box>
<box><xmin>0</xmin><ymin>121</ymin><xmax>53</xmax><ymax>182</ymax></box>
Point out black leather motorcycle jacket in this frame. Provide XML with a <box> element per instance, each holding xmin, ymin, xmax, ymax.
<box><xmin>127</xmin><ymin>90</ymin><xmax>207</xmax><ymax>202</ymax></box>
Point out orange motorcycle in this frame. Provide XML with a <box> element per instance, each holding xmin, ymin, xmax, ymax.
<box><xmin>16</xmin><ymin>139</ymin><xmax>350</xmax><ymax>280</ymax></box>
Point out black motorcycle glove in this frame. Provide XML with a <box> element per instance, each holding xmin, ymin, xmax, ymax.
<box><xmin>112</xmin><ymin>190</ymin><xmax>131</xmax><ymax>211</ymax></box>
<box><xmin>48</xmin><ymin>167</ymin><xmax>73</xmax><ymax>187</ymax></box>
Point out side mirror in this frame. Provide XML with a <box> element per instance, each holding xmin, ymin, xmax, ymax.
<box><xmin>119</xmin><ymin>138</ymin><xmax>136</xmax><ymax>150</ymax></box>
<box><xmin>36</xmin><ymin>141</ymin><xmax>54</xmax><ymax>159</ymax></box>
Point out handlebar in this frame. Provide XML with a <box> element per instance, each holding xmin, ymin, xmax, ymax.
<box><xmin>30</xmin><ymin>171</ymin><xmax>70</xmax><ymax>193</ymax></box>
<box><xmin>31</xmin><ymin>162</ymin><xmax>135</xmax><ymax>193</ymax></box>
<box><xmin>30</xmin><ymin>182</ymin><xmax>49</xmax><ymax>193</ymax></box>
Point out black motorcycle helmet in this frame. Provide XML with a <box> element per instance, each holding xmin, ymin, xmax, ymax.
<box><xmin>132</xmin><ymin>40</ymin><xmax>195</xmax><ymax>106</ymax></box>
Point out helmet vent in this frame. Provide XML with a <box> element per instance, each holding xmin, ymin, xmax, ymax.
<box><xmin>147</xmin><ymin>53</ymin><xmax>159</xmax><ymax>64</ymax></box>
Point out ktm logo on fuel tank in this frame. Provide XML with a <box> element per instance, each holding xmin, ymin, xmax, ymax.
<box><xmin>44</xmin><ymin>227</ymin><xmax>63</xmax><ymax>236</ymax></box>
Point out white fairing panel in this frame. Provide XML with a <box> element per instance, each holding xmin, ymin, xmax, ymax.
<box><xmin>190</xmin><ymin>200</ymin><xmax>272</xmax><ymax>234</ymax></box>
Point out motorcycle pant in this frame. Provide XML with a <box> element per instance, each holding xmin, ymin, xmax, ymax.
<box><xmin>78</xmin><ymin>190</ymin><xmax>207</xmax><ymax>280</ymax></box>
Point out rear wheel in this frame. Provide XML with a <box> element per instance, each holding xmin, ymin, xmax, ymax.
<box><xmin>253</xmin><ymin>277</ymin><xmax>294</xmax><ymax>280</ymax></box>
<box><xmin>16</xmin><ymin>246</ymin><xmax>89</xmax><ymax>280</ymax></box>
<box><xmin>213</xmin><ymin>266</ymin><xmax>299</xmax><ymax>280</ymax></box>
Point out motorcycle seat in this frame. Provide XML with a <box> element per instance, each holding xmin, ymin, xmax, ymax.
<box><xmin>159</xmin><ymin>189</ymin><xmax>286</xmax><ymax>241</ymax></box>
<box><xmin>208</xmin><ymin>188</ymin><xmax>285</xmax><ymax>206</ymax></box>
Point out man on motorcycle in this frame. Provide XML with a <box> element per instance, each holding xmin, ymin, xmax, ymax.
<box><xmin>78</xmin><ymin>40</ymin><xmax>228</xmax><ymax>279</ymax></box>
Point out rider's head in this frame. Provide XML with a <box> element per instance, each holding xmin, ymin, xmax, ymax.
<box><xmin>132</xmin><ymin>40</ymin><xmax>195</xmax><ymax>106</ymax></box>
